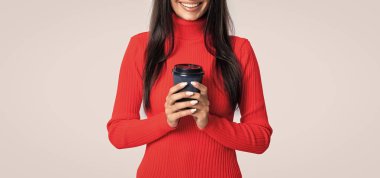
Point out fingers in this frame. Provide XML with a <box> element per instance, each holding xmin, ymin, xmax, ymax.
<box><xmin>167</xmin><ymin>82</ymin><xmax>188</xmax><ymax>96</ymax></box>
<box><xmin>191</xmin><ymin>81</ymin><xmax>207</xmax><ymax>95</ymax></box>
<box><xmin>191</xmin><ymin>92</ymin><xmax>209</xmax><ymax>106</ymax></box>
<box><xmin>171</xmin><ymin>108</ymin><xmax>197</xmax><ymax>120</ymax></box>
<box><xmin>186</xmin><ymin>92</ymin><xmax>201</xmax><ymax>100</ymax></box>
<box><xmin>165</xmin><ymin>99</ymin><xmax>199</xmax><ymax>124</ymax></box>
<box><xmin>167</xmin><ymin>91</ymin><xmax>195</xmax><ymax>106</ymax></box>
<box><xmin>168</xmin><ymin>91</ymin><xmax>205</xmax><ymax>107</ymax></box>
<box><xmin>164</xmin><ymin>82</ymin><xmax>204</xmax><ymax>125</ymax></box>
<box><xmin>168</xmin><ymin>99</ymin><xmax>199</xmax><ymax>113</ymax></box>
<box><xmin>165</xmin><ymin>81</ymin><xmax>206</xmax><ymax>116</ymax></box>
<box><xmin>166</xmin><ymin>81</ymin><xmax>205</xmax><ymax>106</ymax></box>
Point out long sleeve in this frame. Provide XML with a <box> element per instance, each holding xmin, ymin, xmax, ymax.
<box><xmin>106</xmin><ymin>35</ymin><xmax>176</xmax><ymax>149</ymax></box>
<box><xmin>201</xmin><ymin>39</ymin><xmax>273</xmax><ymax>154</ymax></box>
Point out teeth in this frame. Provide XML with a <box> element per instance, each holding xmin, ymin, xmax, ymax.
<box><xmin>180</xmin><ymin>2</ymin><xmax>201</xmax><ymax>8</ymax></box>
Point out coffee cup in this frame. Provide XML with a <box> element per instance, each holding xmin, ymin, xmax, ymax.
<box><xmin>172</xmin><ymin>64</ymin><xmax>204</xmax><ymax>110</ymax></box>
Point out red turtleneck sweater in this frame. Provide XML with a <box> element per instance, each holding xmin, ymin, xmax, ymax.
<box><xmin>106</xmin><ymin>13</ymin><xmax>273</xmax><ymax>178</ymax></box>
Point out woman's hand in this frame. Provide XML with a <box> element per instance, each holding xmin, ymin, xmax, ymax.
<box><xmin>165</xmin><ymin>82</ymin><xmax>198</xmax><ymax>128</ymax></box>
<box><xmin>188</xmin><ymin>81</ymin><xmax>210</xmax><ymax>130</ymax></box>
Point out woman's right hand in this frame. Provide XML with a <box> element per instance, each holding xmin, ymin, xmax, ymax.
<box><xmin>165</xmin><ymin>82</ymin><xmax>199</xmax><ymax>128</ymax></box>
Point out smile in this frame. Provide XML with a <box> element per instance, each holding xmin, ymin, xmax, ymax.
<box><xmin>179</xmin><ymin>2</ymin><xmax>202</xmax><ymax>8</ymax></box>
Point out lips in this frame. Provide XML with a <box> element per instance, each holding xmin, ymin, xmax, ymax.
<box><xmin>179</xmin><ymin>1</ymin><xmax>202</xmax><ymax>8</ymax></box>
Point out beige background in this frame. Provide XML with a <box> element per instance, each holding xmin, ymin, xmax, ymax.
<box><xmin>1</xmin><ymin>0</ymin><xmax>379</xmax><ymax>177</ymax></box>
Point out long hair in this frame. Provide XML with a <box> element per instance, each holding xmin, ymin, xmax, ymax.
<box><xmin>143</xmin><ymin>0</ymin><xmax>242</xmax><ymax>113</ymax></box>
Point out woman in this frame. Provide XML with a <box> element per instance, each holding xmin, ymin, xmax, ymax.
<box><xmin>106</xmin><ymin>0</ymin><xmax>273</xmax><ymax>177</ymax></box>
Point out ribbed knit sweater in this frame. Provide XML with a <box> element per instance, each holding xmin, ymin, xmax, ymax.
<box><xmin>106</xmin><ymin>12</ymin><xmax>273</xmax><ymax>178</ymax></box>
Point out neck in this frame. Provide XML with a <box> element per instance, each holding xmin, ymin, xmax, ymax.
<box><xmin>172</xmin><ymin>13</ymin><xmax>206</xmax><ymax>40</ymax></box>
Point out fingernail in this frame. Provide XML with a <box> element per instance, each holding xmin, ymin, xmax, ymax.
<box><xmin>186</xmin><ymin>91</ymin><xmax>194</xmax><ymax>96</ymax></box>
<box><xmin>191</xmin><ymin>81</ymin><xmax>197</xmax><ymax>86</ymax></box>
<box><xmin>190</xmin><ymin>100</ymin><xmax>198</xmax><ymax>105</ymax></box>
<box><xmin>191</xmin><ymin>108</ymin><xmax>197</xmax><ymax>113</ymax></box>
<box><xmin>180</xmin><ymin>82</ymin><xmax>188</xmax><ymax>87</ymax></box>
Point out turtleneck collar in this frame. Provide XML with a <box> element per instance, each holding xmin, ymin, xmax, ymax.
<box><xmin>172</xmin><ymin>12</ymin><xmax>206</xmax><ymax>40</ymax></box>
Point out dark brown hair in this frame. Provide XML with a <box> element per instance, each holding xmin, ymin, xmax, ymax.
<box><xmin>143</xmin><ymin>0</ymin><xmax>242</xmax><ymax>113</ymax></box>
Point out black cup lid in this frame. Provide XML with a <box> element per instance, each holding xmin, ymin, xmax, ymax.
<box><xmin>172</xmin><ymin>64</ymin><xmax>204</xmax><ymax>75</ymax></box>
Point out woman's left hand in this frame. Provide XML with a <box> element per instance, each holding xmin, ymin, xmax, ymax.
<box><xmin>189</xmin><ymin>81</ymin><xmax>210</xmax><ymax>130</ymax></box>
